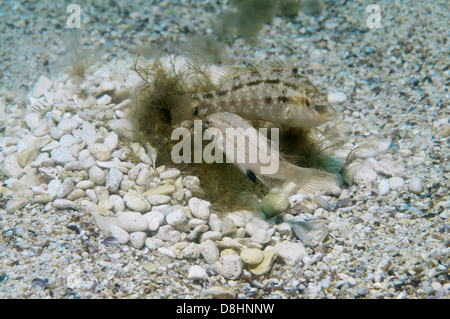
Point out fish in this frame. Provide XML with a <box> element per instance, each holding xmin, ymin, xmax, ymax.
<box><xmin>204</xmin><ymin>112</ymin><xmax>341</xmax><ymax>194</ymax></box>
<box><xmin>171</xmin><ymin>64</ymin><xmax>337</xmax><ymax>128</ymax></box>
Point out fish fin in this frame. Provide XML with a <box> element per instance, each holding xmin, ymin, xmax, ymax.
<box><xmin>291</xmin><ymin>167</ymin><xmax>342</xmax><ymax>194</ymax></box>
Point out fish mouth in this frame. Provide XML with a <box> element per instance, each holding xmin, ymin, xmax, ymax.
<box><xmin>318</xmin><ymin>103</ymin><xmax>337</xmax><ymax>121</ymax></box>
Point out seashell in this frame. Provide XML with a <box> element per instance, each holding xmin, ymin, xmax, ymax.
<box><xmin>31</xmin><ymin>278</ymin><xmax>47</xmax><ymax>289</ymax></box>
<box><xmin>290</xmin><ymin>219</ymin><xmax>328</xmax><ymax>247</ymax></box>
<box><xmin>103</xmin><ymin>236</ymin><xmax>120</xmax><ymax>247</ymax></box>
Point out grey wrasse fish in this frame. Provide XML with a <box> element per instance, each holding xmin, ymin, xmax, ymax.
<box><xmin>170</xmin><ymin>61</ymin><xmax>337</xmax><ymax>128</ymax></box>
<box><xmin>204</xmin><ymin>112</ymin><xmax>341</xmax><ymax>194</ymax></box>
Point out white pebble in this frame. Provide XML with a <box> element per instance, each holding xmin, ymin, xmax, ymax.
<box><xmin>109</xmin><ymin>225</ymin><xmax>130</xmax><ymax>244</ymax></box>
<box><xmin>53</xmin><ymin>199</ymin><xmax>75</xmax><ymax>209</ymax></box>
<box><xmin>57</xmin><ymin>118</ymin><xmax>80</xmax><ymax>134</ymax></box>
<box><xmin>188</xmin><ymin>197</ymin><xmax>211</xmax><ymax>220</ymax></box>
<box><xmin>32</xmin><ymin>75</ymin><xmax>53</xmax><ymax>98</ymax></box>
<box><xmin>217</xmin><ymin>254</ymin><xmax>243</xmax><ymax>280</ymax></box>
<box><xmin>354</xmin><ymin>164</ymin><xmax>378</xmax><ymax>185</ymax></box>
<box><xmin>144</xmin><ymin>211</ymin><xmax>165</xmax><ymax>231</ymax></box>
<box><xmin>104</xmin><ymin>133</ymin><xmax>119</xmax><ymax>150</ymax></box>
<box><xmin>129</xmin><ymin>231</ymin><xmax>147</xmax><ymax>249</ymax></box>
<box><xmin>50</xmin><ymin>146</ymin><xmax>75</xmax><ymax>165</ymax></box>
<box><xmin>159</xmin><ymin>168</ymin><xmax>181</xmax><ymax>179</ymax></box>
<box><xmin>89</xmin><ymin>165</ymin><xmax>106</xmax><ymax>185</ymax></box>
<box><xmin>56</xmin><ymin>178</ymin><xmax>74</xmax><ymax>199</ymax></box>
<box><xmin>208</xmin><ymin>213</ymin><xmax>222</xmax><ymax>232</ymax></box>
<box><xmin>157</xmin><ymin>247</ymin><xmax>176</xmax><ymax>258</ymax></box>
<box><xmin>166</xmin><ymin>209</ymin><xmax>187</xmax><ymax>226</ymax></box>
<box><xmin>24</xmin><ymin>112</ymin><xmax>41</xmax><ymax>130</ymax></box>
<box><xmin>187</xmin><ymin>265</ymin><xmax>208</xmax><ymax>281</ymax></box>
<box><xmin>389</xmin><ymin>177</ymin><xmax>405</xmax><ymax>190</ymax></box>
<box><xmin>274</xmin><ymin>241</ymin><xmax>308</xmax><ymax>266</ymax></box>
<box><xmin>155</xmin><ymin>225</ymin><xmax>181</xmax><ymax>243</ymax></box>
<box><xmin>199</xmin><ymin>239</ymin><xmax>219</xmax><ymax>264</ymax></box>
<box><xmin>117</xmin><ymin>211</ymin><xmax>149</xmax><ymax>232</ymax></box>
<box><xmin>378</xmin><ymin>179</ymin><xmax>390</xmax><ymax>195</ymax></box>
<box><xmin>245</xmin><ymin>218</ymin><xmax>270</xmax><ymax>236</ymax></box>
<box><xmin>123</xmin><ymin>189</ymin><xmax>151</xmax><ymax>212</ymax></box>
<box><xmin>106</xmin><ymin>167</ymin><xmax>124</xmax><ymax>192</ymax></box>
<box><xmin>409</xmin><ymin>177</ymin><xmax>423</xmax><ymax>194</ymax></box>
<box><xmin>145</xmin><ymin>237</ymin><xmax>163</xmax><ymax>250</ymax></box>
<box><xmin>146</xmin><ymin>194</ymin><xmax>171</xmax><ymax>205</ymax></box>
<box><xmin>328</xmin><ymin>92</ymin><xmax>347</xmax><ymax>104</ymax></box>
<box><xmin>88</xmin><ymin>143</ymin><xmax>112</xmax><ymax>161</ymax></box>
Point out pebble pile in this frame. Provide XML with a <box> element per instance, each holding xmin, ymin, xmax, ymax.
<box><xmin>0</xmin><ymin>0</ymin><xmax>448</xmax><ymax>299</ymax></box>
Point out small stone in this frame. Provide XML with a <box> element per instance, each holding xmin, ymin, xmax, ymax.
<box><xmin>53</xmin><ymin>199</ymin><xmax>76</xmax><ymax>209</ymax></box>
<box><xmin>155</xmin><ymin>225</ymin><xmax>181</xmax><ymax>243</ymax></box>
<box><xmin>261</xmin><ymin>192</ymin><xmax>290</xmax><ymax>218</ymax></box>
<box><xmin>248</xmin><ymin>250</ymin><xmax>277</xmax><ymax>276</ymax></box>
<box><xmin>409</xmin><ymin>177</ymin><xmax>423</xmax><ymax>194</ymax></box>
<box><xmin>157</xmin><ymin>247</ymin><xmax>176</xmax><ymax>258</ymax></box>
<box><xmin>97</xmin><ymin>94</ymin><xmax>112</xmax><ymax>105</ymax></box>
<box><xmin>33</xmin><ymin>194</ymin><xmax>52</xmax><ymax>204</ymax></box>
<box><xmin>117</xmin><ymin>211</ymin><xmax>148</xmax><ymax>232</ymax></box>
<box><xmin>88</xmin><ymin>143</ymin><xmax>112</xmax><ymax>161</ymax></box>
<box><xmin>145</xmin><ymin>237</ymin><xmax>163</xmax><ymax>250</ymax></box>
<box><xmin>6</xmin><ymin>199</ymin><xmax>29</xmax><ymax>213</ymax></box>
<box><xmin>124</xmin><ymin>190</ymin><xmax>151</xmax><ymax>212</ymax></box>
<box><xmin>104</xmin><ymin>133</ymin><xmax>119</xmax><ymax>150</ymax></box>
<box><xmin>129</xmin><ymin>231</ymin><xmax>147</xmax><ymax>249</ymax></box>
<box><xmin>199</xmin><ymin>239</ymin><xmax>220</xmax><ymax>264</ymax></box>
<box><xmin>109</xmin><ymin>225</ymin><xmax>130</xmax><ymax>244</ymax></box>
<box><xmin>240</xmin><ymin>248</ymin><xmax>264</xmax><ymax>265</ymax></box>
<box><xmin>32</xmin><ymin>75</ymin><xmax>53</xmax><ymax>98</ymax></box>
<box><xmin>220</xmin><ymin>218</ymin><xmax>237</xmax><ymax>236</ymax></box>
<box><xmin>182</xmin><ymin>243</ymin><xmax>201</xmax><ymax>259</ymax></box>
<box><xmin>144</xmin><ymin>211</ymin><xmax>165</xmax><ymax>231</ymax></box>
<box><xmin>146</xmin><ymin>194</ymin><xmax>171</xmax><ymax>205</ymax></box>
<box><xmin>188</xmin><ymin>197</ymin><xmax>211</xmax><ymax>220</ymax></box>
<box><xmin>188</xmin><ymin>224</ymin><xmax>209</xmax><ymax>241</ymax></box>
<box><xmin>217</xmin><ymin>254</ymin><xmax>243</xmax><ymax>280</ymax></box>
<box><xmin>50</xmin><ymin>147</ymin><xmax>75</xmax><ymax>165</ymax></box>
<box><xmin>274</xmin><ymin>241</ymin><xmax>307</xmax><ymax>266</ymax></box>
<box><xmin>208</xmin><ymin>213</ymin><xmax>222</xmax><ymax>232</ymax></box>
<box><xmin>144</xmin><ymin>184</ymin><xmax>175</xmax><ymax>195</ymax></box>
<box><xmin>109</xmin><ymin>194</ymin><xmax>125</xmax><ymax>213</ymax></box>
<box><xmin>251</xmin><ymin>229</ymin><xmax>272</xmax><ymax>244</ymax></box>
<box><xmin>187</xmin><ymin>265</ymin><xmax>208</xmax><ymax>281</ymax></box>
<box><xmin>67</xmin><ymin>189</ymin><xmax>85</xmax><ymax>200</ymax></box>
<box><xmin>56</xmin><ymin>178</ymin><xmax>74</xmax><ymax>199</ymax></box>
<box><xmin>166</xmin><ymin>209</ymin><xmax>187</xmax><ymax>226</ymax></box>
<box><xmin>354</xmin><ymin>164</ymin><xmax>377</xmax><ymax>185</ymax></box>
<box><xmin>200</xmin><ymin>231</ymin><xmax>223</xmax><ymax>242</ymax></box>
<box><xmin>328</xmin><ymin>92</ymin><xmax>347</xmax><ymax>104</ymax></box>
<box><xmin>378</xmin><ymin>179</ymin><xmax>390</xmax><ymax>195</ymax></box>
<box><xmin>207</xmin><ymin>286</ymin><xmax>236</xmax><ymax>299</ymax></box>
<box><xmin>135</xmin><ymin>168</ymin><xmax>152</xmax><ymax>186</ymax></box>
<box><xmin>2</xmin><ymin>155</ymin><xmax>23</xmax><ymax>178</ymax></box>
<box><xmin>106</xmin><ymin>167</ymin><xmax>124</xmax><ymax>192</ymax></box>
<box><xmin>389</xmin><ymin>177</ymin><xmax>405</xmax><ymax>190</ymax></box>
<box><xmin>245</xmin><ymin>218</ymin><xmax>270</xmax><ymax>236</ymax></box>
<box><xmin>57</xmin><ymin>119</ymin><xmax>80</xmax><ymax>134</ymax></box>
<box><xmin>24</xmin><ymin>112</ymin><xmax>41</xmax><ymax>130</ymax></box>
<box><xmin>89</xmin><ymin>166</ymin><xmax>106</xmax><ymax>185</ymax></box>
<box><xmin>159</xmin><ymin>168</ymin><xmax>181</xmax><ymax>179</ymax></box>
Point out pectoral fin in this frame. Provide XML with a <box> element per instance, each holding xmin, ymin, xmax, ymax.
<box><xmin>291</xmin><ymin>167</ymin><xmax>342</xmax><ymax>194</ymax></box>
